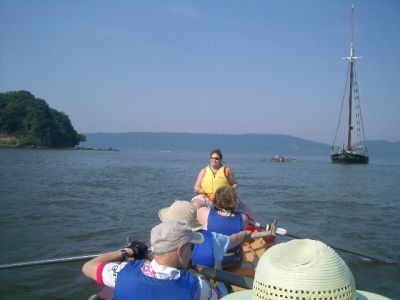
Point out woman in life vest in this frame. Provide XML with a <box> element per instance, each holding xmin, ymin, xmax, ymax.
<box><xmin>197</xmin><ymin>186</ymin><xmax>248</xmax><ymax>269</ymax></box>
<box><xmin>193</xmin><ymin>149</ymin><xmax>238</xmax><ymax>208</ymax></box>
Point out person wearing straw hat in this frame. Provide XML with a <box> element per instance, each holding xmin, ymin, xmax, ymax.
<box><xmin>220</xmin><ymin>239</ymin><xmax>390</xmax><ymax>300</ymax></box>
<box><xmin>82</xmin><ymin>221</ymin><xmax>220</xmax><ymax>300</ymax></box>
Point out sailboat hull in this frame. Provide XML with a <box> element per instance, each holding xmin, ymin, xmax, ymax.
<box><xmin>331</xmin><ymin>153</ymin><xmax>369</xmax><ymax>164</ymax></box>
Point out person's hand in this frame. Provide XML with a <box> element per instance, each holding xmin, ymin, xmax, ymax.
<box><xmin>269</xmin><ymin>219</ymin><xmax>277</xmax><ymax>236</ymax></box>
<box><xmin>126</xmin><ymin>240</ymin><xmax>148</xmax><ymax>259</ymax></box>
<box><xmin>194</xmin><ymin>186</ymin><xmax>204</xmax><ymax>195</ymax></box>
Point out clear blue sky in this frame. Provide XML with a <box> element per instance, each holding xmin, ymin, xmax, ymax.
<box><xmin>1</xmin><ymin>0</ymin><xmax>399</xmax><ymax>144</ymax></box>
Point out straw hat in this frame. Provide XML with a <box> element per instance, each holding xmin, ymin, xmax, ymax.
<box><xmin>158</xmin><ymin>200</ymin><xmax>203</xmax><ymax>231</ymax></box>
<box><xmin>221</xmin><ymin>239</ymin><xmax>389</xmax><ymax>300</ymax></box>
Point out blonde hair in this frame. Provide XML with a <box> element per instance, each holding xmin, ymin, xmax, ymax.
<box><xmin>214</xmin><ymin>186</ymin><xmax>238</xmax><ymax>213</ymax></box>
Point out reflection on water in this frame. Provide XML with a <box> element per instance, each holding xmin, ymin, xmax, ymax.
<box><xmin>0</xmin><ymin>148</ymin><xmax>399</xmax><ymax>299</ymax></box>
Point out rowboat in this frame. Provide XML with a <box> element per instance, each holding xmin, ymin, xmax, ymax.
<box><xmin>0</xmin><ymin>196</ymin><xmax>392</xmax><ymax>299</ymax></box>
<box><xmin>2</xmin><ymin>199</ymin><xmax>389</xmax><ymax>299</ymax></box>
<box><xmin>270</xmin><ymin>156</ymin><xmax>297</xmax><ymax>163</ymax></box>
<box><xmin>272</xmin><ymin>155</ymin><xmax>285</xmax><ymax>162</ymax></box>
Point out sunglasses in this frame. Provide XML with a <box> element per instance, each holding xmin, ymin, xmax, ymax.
<box><xmin>210</xmin><ymin>157</ymin><xmax>220</xmax><ymax>161</ymax></box>
<box><xmin>186</xmin><ymin>243</ymin><xmax>195</xmax><ymax>251</ymax></box>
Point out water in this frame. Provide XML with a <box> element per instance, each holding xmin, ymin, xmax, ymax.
<box><xmin>0</xmin><ymin>148</ymin><xmax>399</xmax><ymax>299</ymax></box>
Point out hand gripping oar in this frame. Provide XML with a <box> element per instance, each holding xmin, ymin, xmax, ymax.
<box><xmin>248</xmin><ymin>220</ymin><xmax>398</xmax><ymax>264</ymax></box>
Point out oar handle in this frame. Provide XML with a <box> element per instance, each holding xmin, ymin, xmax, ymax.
<box><xmin>248</xmin><ymin>231</ymin><xmax>270</xmax><ymax>239</ymax></box>
<box><xmin>248</xmin><ymin>220</ymin><xmax>287</xmax><ymax>236</ymax></box>
<box><xmin>248</xmin><ymin>229</ymin><xmax>285</xmax><ymax>239</ymax></box>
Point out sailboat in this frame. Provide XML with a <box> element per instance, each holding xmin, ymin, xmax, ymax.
<box><xmin>331</xmin><ymin>6</ymin><xmax>369</xmax><ymax>164</ymax></box>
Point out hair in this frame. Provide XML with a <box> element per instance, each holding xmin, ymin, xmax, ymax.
<box><xmin>209</xmin><ymin>149</ymin><xmax>223</xmax><ymax>160</ymax></box>
<box><xmin>214</xmin><ymin>186</ymin><xmax>238</xmax><ymax>213</ymax></box>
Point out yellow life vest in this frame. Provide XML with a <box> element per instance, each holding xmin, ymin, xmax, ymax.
<box><xmin>200</xmin><ymin>166</ymin><xmax>230</xmax><ymax>200</ymax></box>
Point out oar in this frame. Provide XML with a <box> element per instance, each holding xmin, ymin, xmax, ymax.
<box><xmin>0</xmin><ymin>229</ymin><xmax>279</xmax><ymax>271</ymax></box>
<box><xmin>249</xmin><ymin>220</ymin><xmax>398</xmax><ymax>264</ymax></box>
<box><xmin>195</xmin><ymin>265</ymin><xmax>253</xmax><ymax>289</ymax></box>
<box><xmin>0</xmin><ymin>254</ymin><xmax>101</xmax><ymax>270</ymax></box>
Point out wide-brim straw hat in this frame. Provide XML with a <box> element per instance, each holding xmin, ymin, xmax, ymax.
<box><xmin>158</xmin><ymin>200</ymin><xmax>203</xmax><ymax>231</ymax></box>
<box><xmin>221</xmin><ymin>239</ymin><xmax>390</xmax><ymax>300</ymax></box>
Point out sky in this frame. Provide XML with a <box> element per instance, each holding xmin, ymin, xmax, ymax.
<box><xmin>1</xmin><ymin>0</ymin><xmax>399</xmax><ymax>144</ymax></box>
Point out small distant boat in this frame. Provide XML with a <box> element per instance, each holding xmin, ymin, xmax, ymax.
<box><xmin>270</xmin><ymin>155</ymin><xmax>296</xmax><ymax>163</ymax></box>
<box><xmin>331</xmin><ymin>6</ymin><xmax>369</xmax><ymax>164</ymax></box>
<box><xmin>272</xmin><ymin>155</ymin><xmax>285</xmax><ymax>162</ymax></box>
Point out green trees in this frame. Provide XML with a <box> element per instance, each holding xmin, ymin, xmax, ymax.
<box><xmin>0</xmin><ymin>90</ymin><xmax>85</xmax><ymax>147</ymax></box>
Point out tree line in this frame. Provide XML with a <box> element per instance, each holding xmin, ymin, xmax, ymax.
<box><xmin>0</xmin><ymin>90</ymin><xmax>85</xmax><ymax>147</ymax></box>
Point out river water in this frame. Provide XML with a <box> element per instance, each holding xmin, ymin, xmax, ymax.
<box><xmin>0</xmin><ymin>148</ymin><xmax>399</xmax><ymax>299</ymax></box>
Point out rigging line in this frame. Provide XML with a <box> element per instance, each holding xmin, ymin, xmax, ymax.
<box><xmin>353</xmin><ymin>69</ymin><xmax>368</xmax><ymax>148</ymax></box>
<box><xmin>332</xmin><ymin>64</ymin><xmax>350</xmax><ymax>149</ymax></box>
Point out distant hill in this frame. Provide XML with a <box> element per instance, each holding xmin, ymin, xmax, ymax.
<box><xmin>80</xmin><ymin>132</ymin><xmax>400</xmax><ymax>159</ymax></box>
<box><xmin>80</xmin><ymin>132</ymin><xmax>327</xmax><ymax>156</ymax></box>
<box><xmin>366</xmin><ymin>140</ymin><xmax>400</xmax><ymax>160</ymax></box>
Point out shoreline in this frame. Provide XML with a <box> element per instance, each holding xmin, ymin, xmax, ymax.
<box><xmin>0</xmin><ymin>144</ymin><xmax>118</xmax><ymax>151</ymax></box>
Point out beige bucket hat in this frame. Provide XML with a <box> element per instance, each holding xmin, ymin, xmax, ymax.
<box><xmin>150</xmin><ymin>220</ymin><xmax>204</xmax><ymax>254</ymax></box>
<box><xmin>221</xmin><ymin>239</ymin><xmax>390</xmax><ymax>300</ymax></box>
<box><xmin>158</xmin><ymin>200</ymin><xmax>203</xmax><ymax>231</ymax></box>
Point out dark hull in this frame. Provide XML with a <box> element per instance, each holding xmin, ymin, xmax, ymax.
<box><xmin>331</xmin><ymin>153</ymin><xmax>369</xmax><ymax>164</ymax></box>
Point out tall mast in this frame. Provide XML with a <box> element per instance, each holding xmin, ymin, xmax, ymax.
<box><xmin>347</xmin><ymin>6</ymin><xmax>355</xmax><ymax>150</ymax></box>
